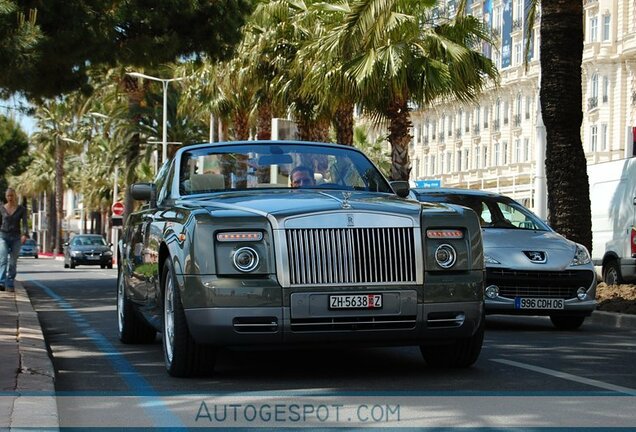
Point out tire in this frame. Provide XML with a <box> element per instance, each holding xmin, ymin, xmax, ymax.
<box><xmin>162</xmin><ymin>258</ymin><xmax>216</xmax><ymax>377</ymax></box>
<box><xmin>101</xmin><ymin>264</ymin><xmax>106</xmax><ymax>269</ymax></box>
<box><xmin>603</xmin><ymin>260</ymin><xmax>623</xmax><ymax>285</ymax></box>
<box><xmin>421</xmin><ymin>313</ymin><xmax>485</xmax><ymax>368</ymax></box>
<box><xmin>64</xmin><ymin>262</ymin><xmax>69</xmax><ymax>269</ymax></box>
<box><xmin>550</xmin><ymin>315</ymin><xmax>586</xmax><ymax>330</ymax></box>
<box><xmin>117</xmin><ymin>268</ymin><xmax>156</xmax><ymax>344</ymax></box>
<box><xmin>70</xmin><ymin>260</ymin><xmax>76</xmax><ymax>269</ymax></box>
<box><xmin>107</xmin><ymin>263</ymin><xmax>113</xmax><ymax>269</ymax></box>
<box><xmin>35</xmin><ymin>254</ymin><xmax>38</xmax><ymax>259</ymax></box>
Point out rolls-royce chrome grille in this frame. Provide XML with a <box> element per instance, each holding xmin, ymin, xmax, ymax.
<box><xmin>286</xmin><ymin>228</ymin><xmax>416</xmax><ymax>286</ymax></box>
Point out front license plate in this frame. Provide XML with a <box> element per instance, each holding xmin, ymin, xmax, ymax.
<box><xmin>515</xmin><ymin>297</ymin><xmax>564</xmax><ymax>310</ymax></box>
<box><xmin>329</xmin><ymin>294</ymin><xmax>383</xmax><ymax>310</ymax></box>
<box><xmin>87</xmin><ymin>255</ymin><xmax>100</xmax><ymax>260</ymax></box>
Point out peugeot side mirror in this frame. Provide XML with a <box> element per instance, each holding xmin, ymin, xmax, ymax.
<box><xmin>390</xmin><ymin>181</ymin><xmax>410</xmax><ymax>198</ymax></box>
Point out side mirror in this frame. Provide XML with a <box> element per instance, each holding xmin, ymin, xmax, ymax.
<box><xmin>130</xmin><ymin>183</ymin><xmax>157</xmax><ymax>205</ymax></box>
<box><xmin>390</xmin><ymin>181</ymin><xmax>410</xmax><ymax>198</ymax></box>
<box><xmin>63</xmin><ymin>242</ymin><xmax>69</xmax><ymax>247</ymax></box>
<box><xmin>108</xmin><ymin>242</ymin><xmax>113</xmax><ymax>247</ymax></box>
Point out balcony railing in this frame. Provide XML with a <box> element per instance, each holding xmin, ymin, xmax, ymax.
<box><xmin>512</xmin><ymin>19</ymin><xmax>523</xmax><ymax>31</ymax></box>
<box><xmin>473</xmin><ymin>124</ymin><xmax>480</xmax><ymax>133</ymax></box>
<box><xmin>587</xmin><ymin>97</ymin><xmax>598</xmax><ymax>110</ymax></box>
<box><xmin>493</xmin><ymin>119</ymin><xmax>500</xmax><ymax>131</ymax></box>
<box><xmin>513</xmin><ymin>114</ymin><xmax>521</xmax><ymax>127</ymax></box>
<box><xmin>455</xmin><ymin>128</ymin><xmax>462</xmax><ymax>138</ymax></box>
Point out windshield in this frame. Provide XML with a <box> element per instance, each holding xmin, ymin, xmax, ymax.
<box><xmin>415</xmin><ymin>192</ymin><xmax>549</xmax><ymax>231</ymax></box>
<box><xmin>178</xmin><ymin>143</ymin><xmax>392</xmax><ymax>195</ymax></box>
<box><xmin>72</xmin><ymin>236</ymin><xmax>107</xmax><ymax>246</ymax></box>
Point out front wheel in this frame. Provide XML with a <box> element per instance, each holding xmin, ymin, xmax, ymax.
<box><xmin>550</xmin><ymin>315</ymin><xmax>586</xmax><ymax>330</ymax></box>
<box><xmin>421</xmin><ymin>314</ymin><xmax>485</xmax><ymax>368</ymax></box>
<box><xmin>603</xmin><ymin>260</ymin><xmax>623</xmax><ymax>285</ymax></box>
<box><xmin>162</xmin><ymin>258</ymin><xmax>216</xmax><ymax>377</ymax></box>
<box><xmin>117</xmin><ymin>269</ymin><xmax>156</xmax><ymax>343</ymax></box>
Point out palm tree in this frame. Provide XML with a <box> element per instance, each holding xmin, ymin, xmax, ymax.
<box><xmin>327</xmin><ymin>0</ymin><xmax>498</xmax><ymax>180</ymax></box>
<box><xmin>32</xmin><ymin>99</ymin><xmax>83</xmax><ymax>253</ymax></box>
<box><xmin>524</xmin><ymin>1</ymin><xmax>591</xmax><ymax>252</ymax></box>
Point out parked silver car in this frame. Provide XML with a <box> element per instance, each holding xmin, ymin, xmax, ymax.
<box><xmin>412</xmin><ymin>188</ymin><xmax>597</xmax><ymax>330</ymax></box>
<box><xmin>119</xmin><ymin>141</ymin><xmax>485</xmax><ymax>377</ymax></box>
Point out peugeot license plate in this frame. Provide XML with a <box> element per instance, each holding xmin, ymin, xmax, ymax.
<box><xmin>329</xmin><ymin>294</ymin><xmax>382</xmax><ymax>310</ymax></box>
<box><xmin>515</xmin><ymin>297</ymin><xmax>564</xmax><ymax>310</ymax></box>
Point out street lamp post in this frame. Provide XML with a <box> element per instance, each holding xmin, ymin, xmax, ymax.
<box><xmin>126</xmin><ymin>72</ymin><xmax>184</xmax><ymax>164</ymax></box>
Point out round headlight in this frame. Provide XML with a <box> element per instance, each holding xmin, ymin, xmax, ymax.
<box><xmin>435</xmin><ymin>244</ymin><xmax>457</xmax><ymax>269</ymax></box>
<box><xmin>233</xmin><ymin>247</ymin><xmax>260</xmax><ymax>272</ymax></box>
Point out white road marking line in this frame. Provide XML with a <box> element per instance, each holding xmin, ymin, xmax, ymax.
<box><xmin>492</xmin><ymin>358</ymin><xmax>636</xmax><ymax>395</ymax></box>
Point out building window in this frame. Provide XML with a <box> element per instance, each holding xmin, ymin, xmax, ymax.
<box><xmin>602</xmin><ymin>76</ymin><xmax>609</xmax><ymax>103</ymax></box>
<box><xmin>525</xmin><ymin>96</ymin><xmax>532</xmax><ymax>119</ymax></box>
<box><xmin>464</xmin><ymin>149</ymin><xmax>470</xmax><ymax>170</ymax></box>
<box><xmin>588</xmin><ymin>74</ymin><xmax>599</xmax><ymax>110</ymax></box>
<box><xmin>446</xmin><ymin>152</ymin><xmax>452</xmax><ymax>172</ymax></box>
<box><xmin>524</xmin><ymin>138</ymin><xmax>530</xmax><ymax>161</ymax></box>
<box><xmin>483</xmin><ymin>106</ymin><xmax>489</xmax><ymax>128</ymax></box>
<box><xmin>601</xmin><ymin>123</ymin><xmax>608</xmax><ymax>150</ymax></box>
<box><xmin>590</xmin><ymin>15</ymin><xmax>598</xmax><ymax>42</ymax></box>
<box><xmin>431</xmin><ymin>155</ymin><xmax>436</xmax><ymax>175</ymax></box>
<box><xmin>483</xmin><ymin>146</ymin><xmax>489</xmax><ymax>167</ymax></box>
<box><xmin>502</xmin><ymin>141</ymin><xmax>508</xmax><ymax>165</ymax></box>
<box><xmin>514</xmin><ymin>43</ymin><xmax>522</xmax><ymax>65</ymax></box>
<box><xmin>515</xmin><ymin>139</ymin><xmax>521</xmax><ymax>162</ymax></box>
<box><xmin>590</xmin><ymin>125</ymin><xmax>598</xmax><ymax>151</ymax></box>
<box><xmin>602</xmin><ymin>14</ymin><xmax>611</xmax><ymax>41</ymax></box>
<box><xmin>474</xmin><ymin>147</ymin><xmax>480</xmax><ymax>169</ymax></box>
<box><xmin>494</xmin><ymin>142</ymin><xmax>500</xmax><ymax>166</ymax></box>
<box><xmin>514</xmin><ymin>0</ymin><xmax>523</xmax><ymax>20</ymax></box>
<box><xmin>503</xmin><ymin>100</ymin><xmax>509</xmax><ymax>125</ymax></box>
<box><xmin>456</xmin><ymin>150</ymin><xmax>462</xmax><ymax>171</ymax></box>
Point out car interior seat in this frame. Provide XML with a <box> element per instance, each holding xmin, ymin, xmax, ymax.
<box><xmin>190</xmin><ymin>174</ymin><xmax>225</xmax><ymax>191</ymax></box>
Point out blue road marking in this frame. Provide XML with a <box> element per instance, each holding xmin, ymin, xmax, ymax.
<box><xmin>24</xmin><ymin>277</ymin><xmax>186</xmax><ymax>429</ymax></box>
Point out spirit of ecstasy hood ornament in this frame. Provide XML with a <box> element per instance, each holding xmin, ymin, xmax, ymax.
<box><xmin>341</xmin><ymin>192</ymin><xmax>352</xmax><ymax>209</ymax></box>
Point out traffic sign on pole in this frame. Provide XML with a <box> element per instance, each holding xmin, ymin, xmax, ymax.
<box><xmin>112</xmin><ymin>202</ymin><xmax>125</xmax><ymax>217</ymax></box>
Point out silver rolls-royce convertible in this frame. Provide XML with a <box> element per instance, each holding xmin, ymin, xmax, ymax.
<box><xmin>118</xmin><ymin>141</ymin><xmax>485</xmax><ymax>377</ymax></box>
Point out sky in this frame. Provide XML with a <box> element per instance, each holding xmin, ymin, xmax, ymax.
<box><xmin>1</xmin><ymin>95</ymin><xmax>37</xmax><ymax>135</ymax></box>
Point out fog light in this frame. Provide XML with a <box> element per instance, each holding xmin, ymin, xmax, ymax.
<box><xmin>233</xmin><ymin>247</ymin><xmax>259</xmax><ymax>272</ymax></box>
<box><xmin>576</xmin><ymin>287</ymin><xmax>588</xmax><ymax>301</ymax></box>
<box><xmin>435</xmin><ymin>244</ymin><xmax>456</xmax><ymax>269</ymax></box>
<box><xmin>485</xmin><ymin>285</ymin><xmax>499</xmax><ymax>299</ymax></box>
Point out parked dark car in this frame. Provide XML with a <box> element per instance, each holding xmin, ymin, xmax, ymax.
<box><xmin>19</xmin><ymin>239</ymin><xmax>39</xmax><ymax>258</ymax></box>
<box><xmin>118</xmin><ymin>141</ymin><xmax>485</xmax><ymax>377</ymax></box>
<box><xmin>64</xmin><ymin>234</ymin><xmax>113</xmax><ymax>269</ymax></box>
<box><xmin>411</xmin><ymin>188</ymin><xmax>597</xmax><ymax>330</ymax></box>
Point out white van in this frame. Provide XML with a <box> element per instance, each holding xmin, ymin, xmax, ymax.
<box><xmin>588</xmin><ymin>158</ymin><xmax>636</xmax><ymax>284</ymax></box>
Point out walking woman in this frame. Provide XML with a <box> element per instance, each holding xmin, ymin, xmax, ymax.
<box><xmin>0</xmin><ymin>188</ymin><xmax>29</xmax><ymax>292</ymax></box>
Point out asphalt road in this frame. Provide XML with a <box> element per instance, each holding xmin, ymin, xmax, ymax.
<box><xmin>18</xmin><ymin>257</ymin><xmax>636</xmax><ymax>428</ymax></box>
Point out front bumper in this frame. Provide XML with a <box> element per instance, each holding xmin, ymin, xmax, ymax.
<box><xmin>484</xmin><ymin>267</ymin><xmax>597</xmax><ymax>316</ymax></box>
<box><xmin>184</xmin><ymin>300</ymin><xmax>483</xmax><ymax>347</ymax></box>
<box><xmin>71</xmin><ymin>256</ymin><xmax>113</xmax><ymax>266</ymax></box>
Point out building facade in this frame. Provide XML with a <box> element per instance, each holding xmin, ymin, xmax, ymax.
<box><xmin>410</xmin><ymin>0</ymin><xmax>636</xmax><ymax>213</ymax></box>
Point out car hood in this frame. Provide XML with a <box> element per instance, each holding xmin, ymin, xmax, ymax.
<box><xmin>483</xmin><ymin>229</ymin><xmax>585</xmax><ymax>271</ymax></box>
<box><xmin>185</xmin><ymin>189</ymin><xmax>426</xmax><ymax>225</ymax></box>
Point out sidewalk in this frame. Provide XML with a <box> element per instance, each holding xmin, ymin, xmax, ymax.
<box><xmin>0</xmin><ymin>280</ymin><xmax>59</xmax><ymax>430</ymax></box>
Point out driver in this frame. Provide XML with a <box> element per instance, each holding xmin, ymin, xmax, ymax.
<box><xmin>290</xmin><ymin>165</ymin><xmax>316</xmax><ymax>188</ymax></box>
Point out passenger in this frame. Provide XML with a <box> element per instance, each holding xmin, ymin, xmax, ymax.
<box><xmin>290</xmin><ymin>165</ymin><xmax>316</xmax><ymax>188</ymax></box>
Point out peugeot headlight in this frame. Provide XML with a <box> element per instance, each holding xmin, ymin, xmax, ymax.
<box><xmin>484</xmin><ymin>254</ymin><xmax>500</xmax><ymax>265</ymax></box>
<box><xmin>103</xmin><ymin>250</ymin><xmax>113</xmax><ymax>256</ymax></box>
<box><xmin>71</xmin><ymin>250</ymin><xmax>83</xmax><ymax>257</ymax></box>
<box><xmin>570</xmin><ymin>244</ymin><xmax>591</xmax><ymax>266</ymax></box>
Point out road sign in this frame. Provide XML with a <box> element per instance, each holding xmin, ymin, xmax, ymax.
<box><xmin>112</xmin><ymin>202</ymin><xmax>125</xmax><ymax>217</ymax></box>
<box><xmin>414</xmin><ymin>179</ymin><xmax>441</xmax><ymax>188</ymax></box>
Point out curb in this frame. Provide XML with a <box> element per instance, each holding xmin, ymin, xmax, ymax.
<box><xmin>588</xmin><ymin>310</ymin><xmax>636</xmax><ymax>330</ymax></box>
<box><xmin>13</xmin><ymin>281</ymin><xmax>59</xmax><ymax>430</ymax></box>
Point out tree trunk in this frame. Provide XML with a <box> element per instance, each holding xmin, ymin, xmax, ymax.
<box><xmin>256</xmin><ymin>100</ymin><xmax>272</xmax><ymax>140</ymax></box>
<box><xmin>540</xmin><ymin>0</ymin><xmax>592</xmax><ymax>252</ymax></box>
<box><xmin>48</xmin><ymin>191</ymin><xmax>56</xmax><ymax>252</ymax></box>
<box><xmin>233</xmin><ymin>110</ymin><xmax>250</xmax><ymax>140</ymax></box>
<box><xmin>54</xmin><ymin>140</ymin><xmax>64</xmax><ymax>254</ymax></box>
<box><xmin>334</xmin><ymin>102</ymin><xmax>354</xmax><ymax>146</ymax></box>
<box><xmin>386</xmin><ymin>97</ymin><xmax>413</xmax><ymax>181</ymax></box>
<box><xmin>124</xmin><ymin>133</ymin><xmax>140</xmax><ymax>218</ymax></box>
